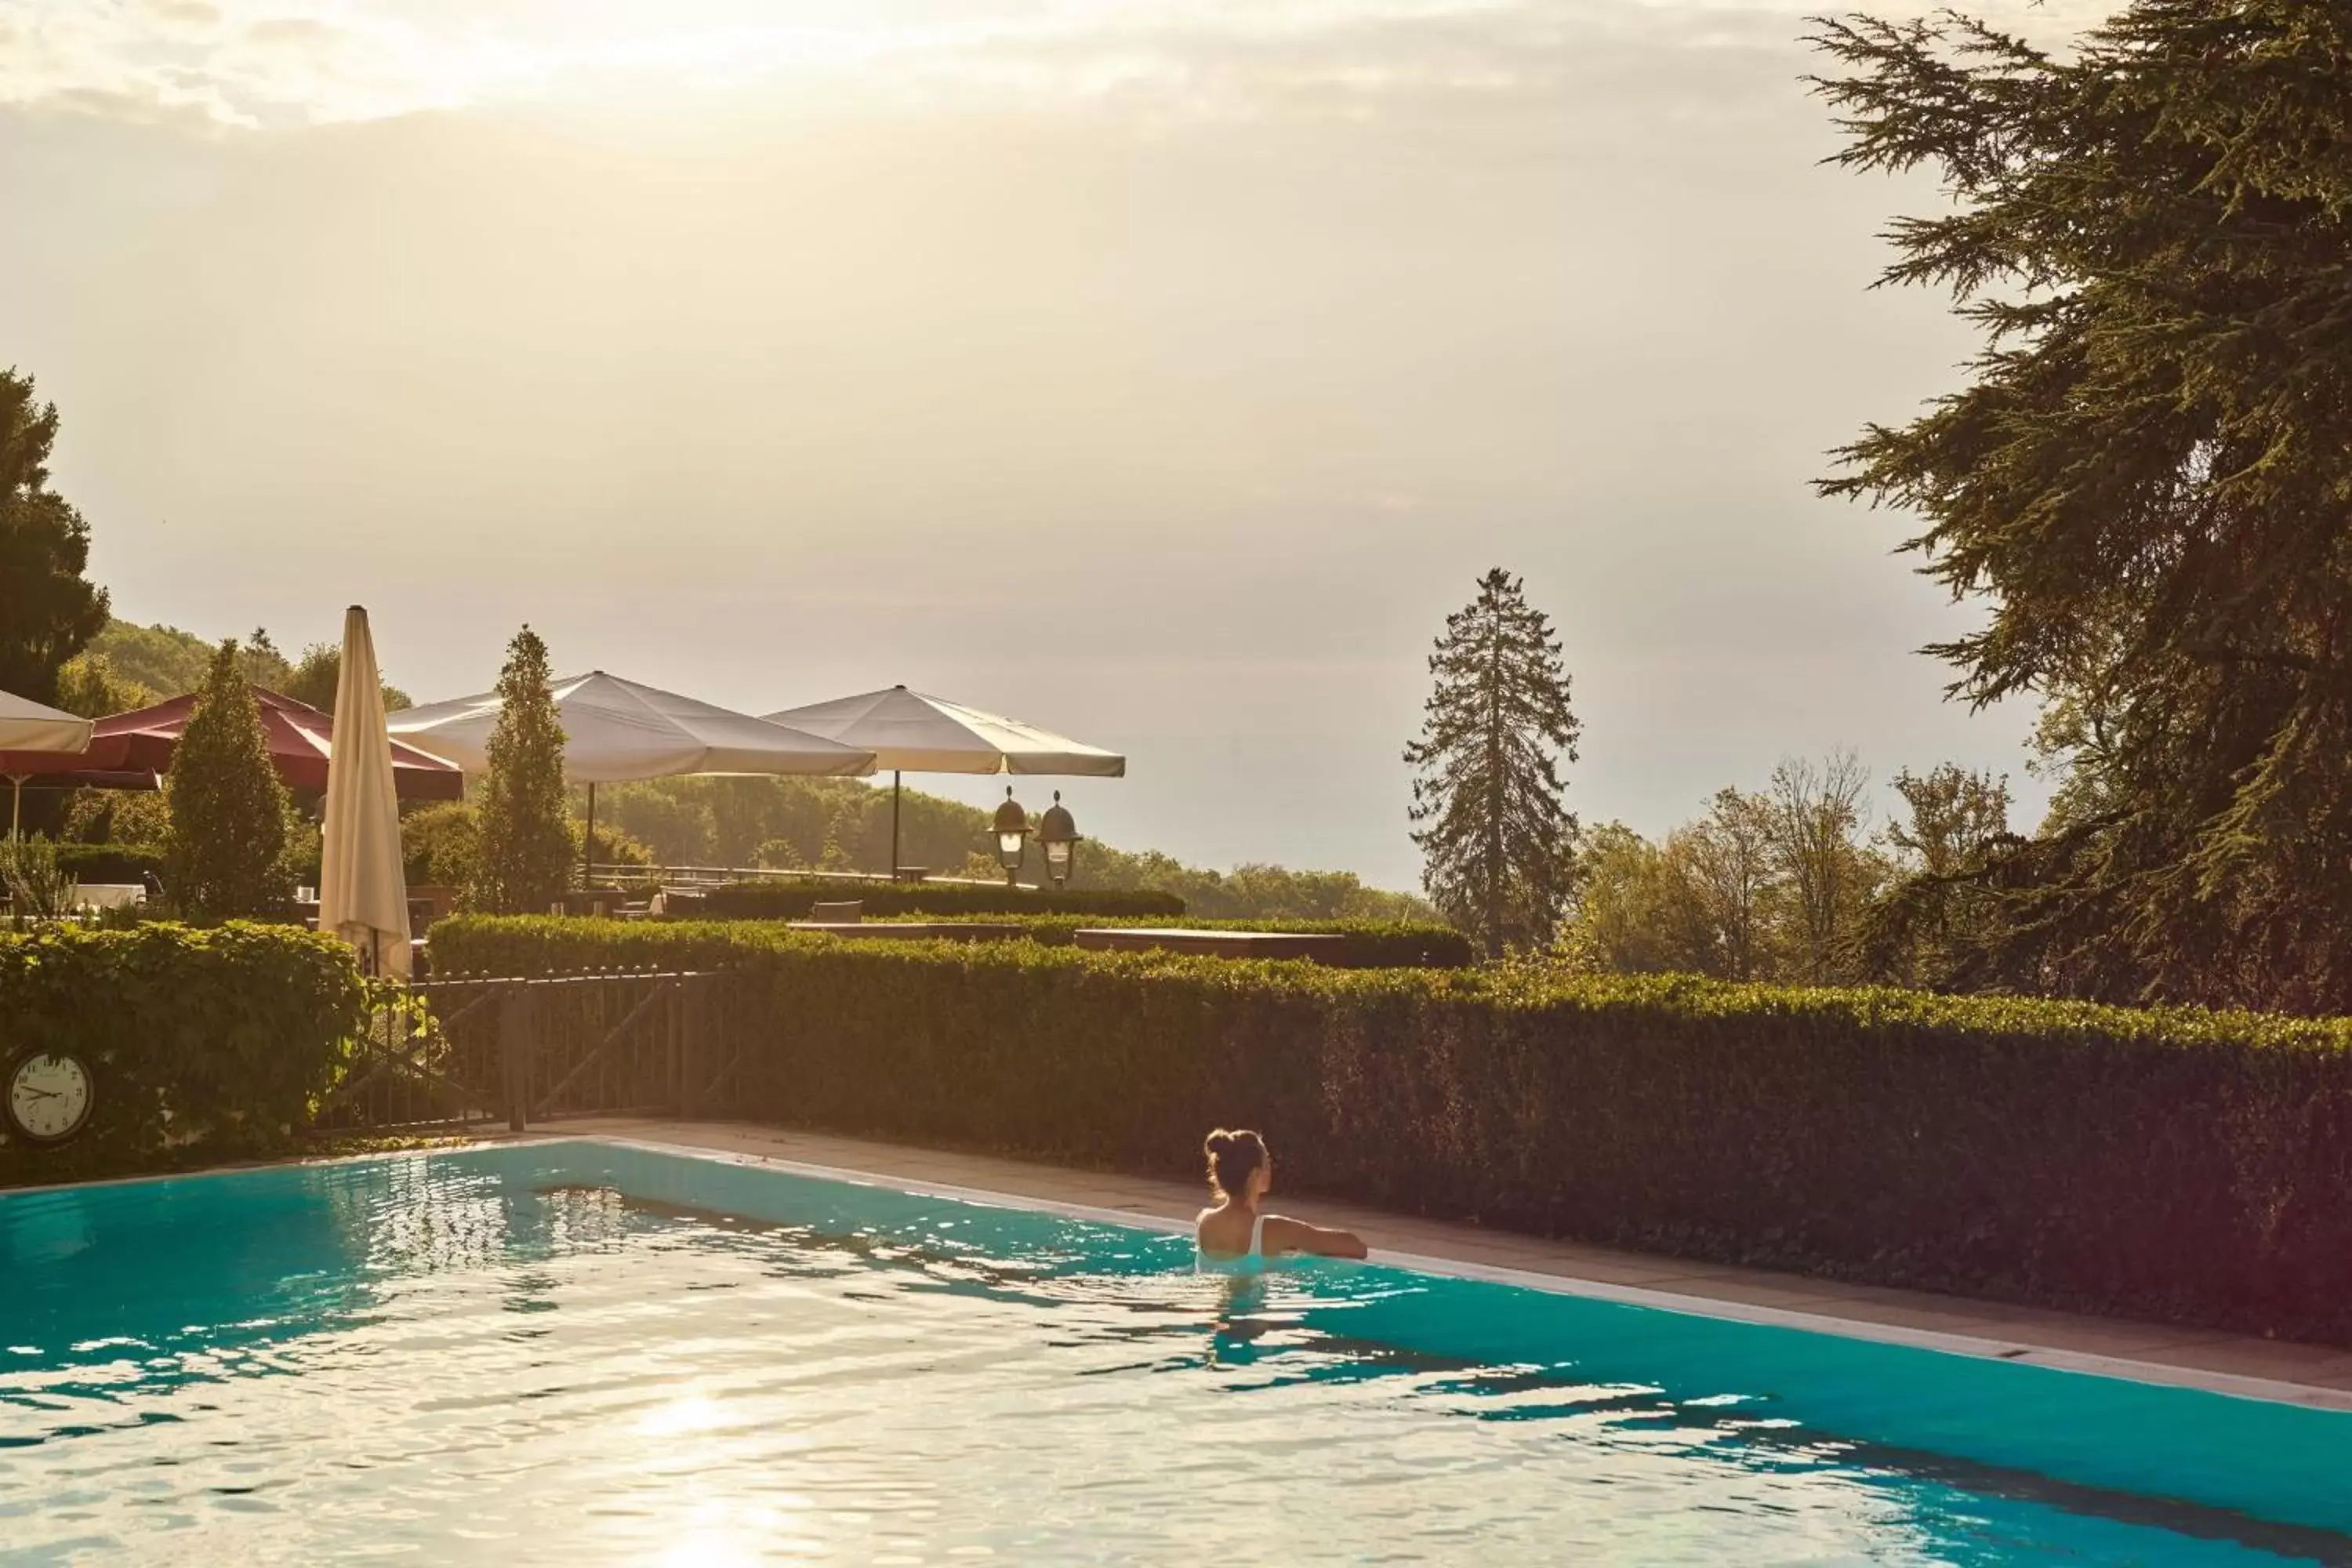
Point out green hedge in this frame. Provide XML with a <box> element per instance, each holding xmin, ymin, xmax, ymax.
<box><xmin>430</xmin><ymin>916</ymin><xmax>2352</xmax><ymax>1345</ymax></box>
<box><xmin>826</xmin><ymin>913</ymin><xmax>1472</xmax><ymax>968</ymax></box>
<box><xmin>0</xmin><ymin>923</ymin><xmax>365</xmax><ymax>1185</ymax></box>
<box><xmin>53</xmin><ymin>844</ymin><xmax>165</xmax><ymax>885</ymax></box>
<box><xmin>694</xmin><ymin>878</ymin><xmax>1185</xmax><ymax>921</ymax></box>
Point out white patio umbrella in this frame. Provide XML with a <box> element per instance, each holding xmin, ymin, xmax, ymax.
<box><xmin>0</xmin><ymin>688</ymin><xmax>95</xmax><ymax>840</ymax></box>
<box><xmin>318</xmin><ymin>606</ymin><xmax>412</xmax><ymax>977</ymax></box>
<box><xmin>762</xmin><ymin>685</ymin><xmax>1124</xmax><ymax>877</ymax></box>
<box><xmin>390</xmin><ymin>670</ymin><xmax>875</xmax><ymax>882</ymax></box>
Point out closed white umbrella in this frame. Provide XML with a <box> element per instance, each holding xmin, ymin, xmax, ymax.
<box><xmin>0</xmin><ymin>688</ymin><xmax>96</xmax><ymax>840</ymax></box>
<box><xmin>762</xmin><ymin>685</ymin><xmax>1124</xmax><ymax>876</ymax></box>
<box><xmin>390</xmin><ymin>670</ymin><xmax>875</xmax><ymax>882</ymax></box>
<box><xmin>319</xmin><ymin>607</ymin><xmax>412</xmax><ymax>977</ymax></box>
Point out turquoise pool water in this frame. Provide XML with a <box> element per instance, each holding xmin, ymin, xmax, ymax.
<box><xmin>4</xmin><ymin>1141</ymin><xmax>2350</xmax><ymax>1565</ymax></box>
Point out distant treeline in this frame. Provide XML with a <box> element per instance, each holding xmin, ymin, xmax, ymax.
<box><xmin>580</xmin><ymin>776</ymin><xmax>1440</xmax><ymax>923</ymax></box>
<box><xmin>62</xmin><ymin>618</ymin><xmax>408</xmax><ymax>717</ymax></box>
<box><xmin>1559</xmin><ymin>753</ymin><xmax>2012</xmax><ymax>993</ymax></box>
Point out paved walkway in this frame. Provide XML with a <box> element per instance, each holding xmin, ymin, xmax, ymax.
<box><xmin>460</xmin><ymin>1116</ymin><xmax>2352</xmax><ymax>1410</ymax></box>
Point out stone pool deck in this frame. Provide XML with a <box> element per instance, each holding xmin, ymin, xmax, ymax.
<box><xmin>456</xmin><ymin>1116</ymin><xmax>2352</xmax><ymax>1411</ymax></box>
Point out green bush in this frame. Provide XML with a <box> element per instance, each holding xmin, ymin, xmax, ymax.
<box><xmin>696</xmin><ymin>878</ymin><xmax>1185</xmax><ymax>921</ymax></box>
<box><xmin>162</xmin><ymin>641</ymin><xmax>294</xmax><ymax>920</ymax></box>
<box><xmin>0</xmin><ymin>923</ymin><xmax>365</xmax><ymax>1185</ymax></box>
<box><xmin>2</xmin><ymin>837</ymin><xmax>80</xmax><ymax>920</ymax></box>
<box><xmin>53</xmin><ymin>843</ymin><xmax>165</xmax><ymax>886</ymax></box>
<box><xmin>472</xmin><ymin>625</ymin><xmax>571</xmax><ymax>913</ymax></box>
<box><xmin>430</xmin><ymin>914</ymin><xmax>2352</xmax><ymax>1346</ymax></box>
<box><xmin>401</xmin><ymin>801</ymin><xmax>481</xmax><ymax>888</ymax></box>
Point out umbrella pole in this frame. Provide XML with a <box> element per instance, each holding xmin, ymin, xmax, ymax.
<box><xmin>891</xmin><ymin>771</ymin><xmax>901</xmax><ymax>879</ymax></box>
<box><xmin>8</xmin><ymin>776</ymin><xmax>19</xmax><ymax>842</ymax></box>
<box><xmin>583</xmin><ymin>781</ymin><xmax>597</xmax><ymax>890</ymax></box>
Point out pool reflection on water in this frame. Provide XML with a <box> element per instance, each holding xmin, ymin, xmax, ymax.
<box><xmin>3</xmin><ymin>1141</ymin><xmax>2349</xmax><ymax>1566</ymax></box>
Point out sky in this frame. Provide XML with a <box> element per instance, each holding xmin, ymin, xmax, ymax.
<box><xmin>0</xmin><ymin>0</ymin><xmax>2116</xmax><ymax>890</ymax></box>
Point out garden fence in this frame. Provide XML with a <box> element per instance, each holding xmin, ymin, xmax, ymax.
<box><xmin>315</xmin><ymin>970</ymin><xmax>730</xmax><ymax>1134</ymax></box>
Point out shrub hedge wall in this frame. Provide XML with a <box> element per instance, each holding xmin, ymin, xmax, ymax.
<box><xmin>428</xmin><ymin>916</ymin><xmax>2352</xmax><ymax>1345</ymax></box>
<box><xmin>53</xmin><ymin>844</ymin><xmax>165</xmax><ymax>886</ymax></box>
<box><xmin>695</xmin><ymin>878</ymin><xmax>1185</xmax><ymax>921</ymax></box>
<box><xmin>694</xmin><ymin>912</ymin><xmax>1472</xmax><ymax>969</ymax></box>
<box><xmin>0</xmin><ymin>923</ymin><xmax>365</xmax><ymax>1185</ymax></box>
<box><xmin>978</xmin><ymin>915</ymin><xmax>1471</xmax><ymax>968</ymax></box>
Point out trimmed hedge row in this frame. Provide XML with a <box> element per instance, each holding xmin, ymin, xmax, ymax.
<box><xmin>53</xmin><ymin>844</ymin><xmax>165</xmax><ymax>885</ymax></box>
<box><xmin>836</xmin><ymin>913</ymin><xmax>1473</xmax><ymax>968</ymax></box>
<box><xmin>431</xmin><ymin>916</ymin><xmax>2352</xmax><ymax>1345</ymax></box>
<box><xmin>0</xmin><ymin>923</ymin><xmax>366</xmax><ymax>1185</ymax></box>
<box><xmin>695</xmin><ymin>878</ymin><xmax>1185</xmax><ymax>920</ymax></box>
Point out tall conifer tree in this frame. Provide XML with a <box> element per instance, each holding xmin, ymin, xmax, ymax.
<box><xmin>1812</xmin><ymin>4</ymin><xmax>2352</xmax><ymax>1011</ymax></box>
<box><xmin>0</xmin><ymin>369</ymin><xmax>108</xmax><ymax>703</ymax></box>
<box><xmin>163</xmin><ymin>641</ymin><xmax>292</xmax><ymax>921</ymax></box>
<box><xmin>1405</xmin><ymin>568</ymin><xmax>1581</xmax><ymax>955</ymax></box>
<box><xmin>474</xmin><ymin>626</ymin><xmax>572</xmax><ymax>914</ymax></box>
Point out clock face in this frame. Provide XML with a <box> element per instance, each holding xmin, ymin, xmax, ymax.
<box><xmin>7</xmin><ymin>1053</ymin><xmax>93</xmax><ymax>1143</ymax></box>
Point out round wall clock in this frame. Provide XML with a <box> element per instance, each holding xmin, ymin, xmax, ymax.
<box><xmin>5</xmin><ymin>1051</ymin><xmax>95</xmax><ymax>1144</ymax></box>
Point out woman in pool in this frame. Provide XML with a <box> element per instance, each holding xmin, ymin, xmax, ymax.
<box><xmin>1194</xmin><ymin>1128</ymin><xmax>1368</xmax><ymax>1267</ymax></box>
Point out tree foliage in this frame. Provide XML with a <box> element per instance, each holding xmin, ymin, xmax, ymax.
<box><xmin>74</xmin><ymin>619</ymin><xmax>409</xmax><ymax>715</ymax></box>
<box><xmin>1768</xmin><ymin>750</ymin><xmax>1878</xmax><ymax>982</ymax></box>
<box><xmin>471</xmin><ymin>625</ymin><xmax>572</xmax><ymax>913</ymax></box>
<box><xmin>162</xmin><ymin>640</ymin><xmax>293</xmax><ymax>921</ymax></box>
<box><xmin>1560</xmin><ymin>753</ymin><xmax>1892</xmax><ymax>983</ymax></box>
<box><xmin>1858</xmin><ymin>764</ymin><xmax>2016</xmax><ymax>989</ymax></box>
<box><xmin>1810</xmin><ymin>3</ymin><xmax>2352</xmax><ymax>1012</ymax></box>
<box><xmin>83</xmin><ymin>619</ymin><xmax>230</xmax><ymax>697</ymax></box>
<box><xmin>0</xmin><ymin>369</ymin><xmax>108</xmax><ymax>704</ymax></box>
<box><xmin>53</xmin><ymin>652</ymin><xmax>154</xmax><ymax>719</ymax></box>
<box><xmin>1404</xmin><ymin>568</ymin><xmax>1581</xmax><ymax>953</ymax></box>
<box><xmin>280</xmin><ymin>641</ymin><xmax>412</xmax><ymax>715</ymax></box>
<box><xmin>588</xmin><ymin>774</ymin><xmax>1438</xmax><ymax>921</ymax></box>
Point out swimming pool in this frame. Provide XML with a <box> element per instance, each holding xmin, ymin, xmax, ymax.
<box><xmin>4</xmin><ymin>1139</ymin><xmax>2350</xmax><ymax>1565</ymax></box>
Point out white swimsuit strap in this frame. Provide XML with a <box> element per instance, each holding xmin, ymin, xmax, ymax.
<box><xmin>1249</xmin><ymin>1213</ymin><xmax>1267</xmax><ymax>1257</ymax></box>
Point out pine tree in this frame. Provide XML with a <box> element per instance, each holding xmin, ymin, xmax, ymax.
<box><xmin>0</xmin><ymin>369</ymin><xmax>109</xmax><ymax>704</ymax></box>
<box><xmin>1810</xmin><ymin>5</ymin><xmax>2352</xmax><ymax>1011</ymax></box>
<box><xmin>1404</xmin><ymin>569</ymin><xmax>1581</xmax><ymax>955</ymax></box>
<box><xmin>472</xmin><ymin>626</ymin><xmax>572</xmax><ymax>914</ymax></box>
<box><xmin>163</xmin><ymin>641</ymin><xmax>292</xmax><ymax>921</ymax></box>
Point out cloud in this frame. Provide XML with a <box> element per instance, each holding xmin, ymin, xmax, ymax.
<box><xmin>0</xmin><ymin>0</ymin><xmax>2114</xmax><ymax>132</ymax></box>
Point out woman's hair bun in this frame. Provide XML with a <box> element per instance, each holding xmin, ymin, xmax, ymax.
<box><xmin>1203</xmin><ymin>1127</ymin><xmax>1268</xmax><ymax>1198</ymax></box>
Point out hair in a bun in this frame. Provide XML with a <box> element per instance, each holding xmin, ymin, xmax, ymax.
<box><xmin>1203</xmin><ymin>1128</ymin><xmax>1269</xmax><ymax>1200</ymax></box>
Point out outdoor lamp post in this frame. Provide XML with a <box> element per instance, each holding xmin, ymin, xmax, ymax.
<box><xmin>1037</xmin><ymin>790</ymin><xmax>1078</xmax><ymax>887</ymax></box>
<box><xmin>993</xmin><ymin>786</ymin><xmax>1029</xmax><ymax>885</ymax></box>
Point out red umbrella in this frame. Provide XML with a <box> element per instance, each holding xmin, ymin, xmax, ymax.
<box><xmin>0</xmin><ymin>688</ymin><xmax>464</xmax><ymax>801</ymax></box>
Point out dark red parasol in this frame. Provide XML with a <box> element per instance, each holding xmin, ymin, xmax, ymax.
<box><xmin>0</xmin><ymin>688</ymin><xmax>464</xmax><ymax>800</ymax></box>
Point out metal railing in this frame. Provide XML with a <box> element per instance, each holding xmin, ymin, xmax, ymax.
<box><xmin>315</xmin><ymin>970</ymin><xmax>725</xmax><ymax>1134</ymax></box>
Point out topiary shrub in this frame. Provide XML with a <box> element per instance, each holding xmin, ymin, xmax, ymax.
<box><xmin>472</xmin><ymin>626</ymin><xmax>571</xmax><ymax>913</ymax></box>
<box><xmin>162</xmin><ymin>641</ymin><xmax>293</xmax><ymax>921</ymax></box>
